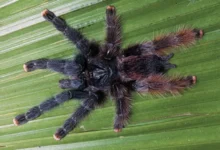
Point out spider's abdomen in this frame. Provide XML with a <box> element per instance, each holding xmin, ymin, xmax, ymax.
<box><xmin>119</xmin><ymin>55</ymin><xmax>167</xmax><ymax>81</ymax></box>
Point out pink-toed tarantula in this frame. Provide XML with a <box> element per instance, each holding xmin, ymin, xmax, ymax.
<box><xmin>13</xmin><ymin>6</ymin><xmax>203</xmax><ymax>140</ymax></box>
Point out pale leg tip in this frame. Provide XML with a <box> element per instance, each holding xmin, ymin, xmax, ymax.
<box><xmin>106</xmin><ymin>5</ymin><xmax>115</xmax><ymax>10</ymax></box>
<box><xmin>192</xmin><ymin>76</ymin><xmax>197</xmax><ymax>84</ymax></box>
<box><xmin>199</xmin><ymin>30</ymin><xmax>204</xmax><ymax>38</ymax></box>
<box><xmin>41</xmin><ymin>9</ymin><xmax>49</xmax><ymax>16</ymax></box>
<box><xmin>13</xmin><ymin>118</ymin><xmax>19</xmax><ymax>126</ymax></box>
<box><xmin>114</xmin><ymin>128</ymin><xmax>122</xmax><ymax>133</ymax></box>
<box><xmin>23</xmin><ymin>64</ymin><xmax>28</xmax><ymax>72</ymax></box>
<box><xmin>53</xmin><ymin>134</ymin><xmax>61</xmax><ymax>141</ymax></box>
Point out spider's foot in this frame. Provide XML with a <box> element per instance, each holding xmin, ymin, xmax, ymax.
<box><xmin>23</xmin><ymin>61</ymin><xmax>36</xmax><ymax>72</ymax></box>
<box><xmin>42</xmin><ymin>9</ymin><xmax>66</xmax><ymax>31</ymax></box>
<box><xmin>23</xmin><ymin>59</ymin><xmax>48</xmax><ymax>72</ymax></box>
<box><xmin>42</xmin><ymin>9</ymin><xmax>56</xmax><ymax>22</ymax></box>
<box><xmin>106</xmin><ymin>5</ymin><xmax>116</xmax><ymax>16</ymax></box>
<box><xmin>114</xmin><ymin>128</ymin><xmax>122</xmax><ymax>133</ymax></box>
<box><xmin>23</xmin><ymin>62</ymin><xmax>36</xmax><ymax>72</ymax></box>
<box><xmin>13</xmin><ymin>114</ymin><xmax>28</xmax><ymax>126</ymax></box>
<box><xmin>23</xmin><ymin>64</ymin><xmax>29</xmax><ymax>72</ymax></box>
<box><xmin>13</xmin><ymin>118</ymin><xmax>19</xmax><ymax>126</ymax></box>
<box><xmin>54</xmin><ymin>128</ymin><xmax>66</xmax><ymax>141</ymax></box>
<box><xmin>193</xmin><ymin>28</ymin><xmax>204</xmax><ymax>38</ymax></box>
<box><xmin>187</xmin><ymin>75</ymin><xmax>197</xmax><ymax>85</ymax></box>
<box><xmin>114</xmin><ymin>123</ymin><xmax>125</xmax><ymax>133</ymax></box>
<box><xmin>192</xmin><ymin>76</ymin><xmax>197</xmax><ymax>84</ymax></box>
<box><xmin>53</xmin><ymin>134</ymin><xmax>61</xmax><ymax>141</ymax></box>
<box><xmin>107</xmin><ymin>5</ymin><xmax>115</xmax><ymax>10</ymax></box>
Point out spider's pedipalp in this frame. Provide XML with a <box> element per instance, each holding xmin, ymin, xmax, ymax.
<box><xmin>161</xmin><ymin>53</ymin><xmax>174</xmax><ymax>61</ymax></box>
<box><xmin>164</xmin><ymin>62</ymin><xmax>177</xmax><ymax>70</ymax></box>
<box><xmin>54</xmin><ymin>91</ymin><xmax>106</xmax><ymax>140</ymax></box>
<box><xmin>13</xmin><ymin>90</ymin><xmax>89</xmax><ymax>126</ymax></box>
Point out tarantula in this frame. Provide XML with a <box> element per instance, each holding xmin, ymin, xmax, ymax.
<box><xmin>13</xmin><ymin>6</ymin><xmax>203</xmax><ymax>140</ymax></box>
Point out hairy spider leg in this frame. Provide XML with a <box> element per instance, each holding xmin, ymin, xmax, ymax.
<box><xmin>42</xmin><ymin>9</ymin><xmax>99</xmax><ymax>57</ymax></box>
<box><xmin>123</xmin><ymin>28</ymin><xmax>204</xmax><ymax>56</ymax></box>
<box><xmin>101</xmin><ymin>6</ymin><xmax>121</xmax><ymax>60</ymax></box>
<box><xmin>134</xmin><ymin>74</ymin><xmax>197</xmax><ymax>95</ymax></box>
<box><xmin>23</xmin><ymin>59</ymin><xmax>82</xmax><ymax>76</ymax></box>
<box><xmin>54</xmin><ymin>91</ymin><xmax>106</xmax><ymax>140</ymax></box>
<box><xmin>13</xmin><ymin>90</ymin><xmax>89</xmax><ymax>126</ymax></box>
<box><xmin>111</xmin><ymin>82</ymin><xmax>131</xmax><ymax>132</ymax></box>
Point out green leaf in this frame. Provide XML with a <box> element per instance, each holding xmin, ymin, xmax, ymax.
<box><xmin>0</xmin><ymin>0</ymin><xmax>220</xmax><ymax>149</ymax></box>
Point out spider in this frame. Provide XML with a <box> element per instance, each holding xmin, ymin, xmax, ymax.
<box><xmin>13</xmin><ymin>6</ymin><xmax>204</xmax><ymax>141</ymax></box>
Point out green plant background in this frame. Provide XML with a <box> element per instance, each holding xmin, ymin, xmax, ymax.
<box><xmin>0</xmin><ymin>0</ymin><xmax>220</xmax><ymax>149</ymax></box>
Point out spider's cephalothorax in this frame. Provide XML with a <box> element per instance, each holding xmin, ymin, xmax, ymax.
<box><xmin>13</xmin><ymin>6</ymin><xmax>204</xmax><ymax>140</ymax></box>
